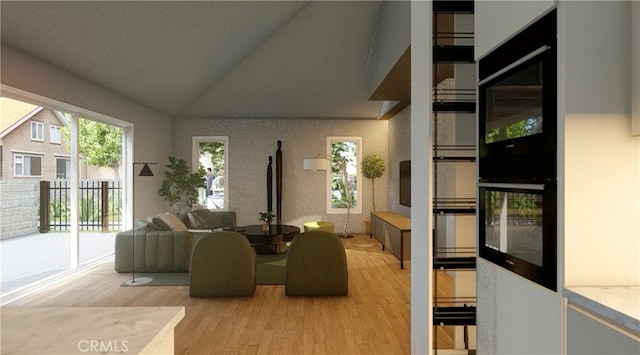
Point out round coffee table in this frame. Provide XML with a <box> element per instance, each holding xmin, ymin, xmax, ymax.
<box><xmin>241</xmin><ymin>224</ymin><xmax>300</xmax><ymax>254</ymax></box>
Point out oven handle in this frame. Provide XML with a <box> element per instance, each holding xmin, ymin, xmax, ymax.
<box><xmin>478</xmin><ymin>45</ymin><xmax>551</xmax><ymax>86</ymax></box>
<box><xmin>478</xmin><ymin>182</ymin><xmax>546</xmax><ymax>190</ymax></box>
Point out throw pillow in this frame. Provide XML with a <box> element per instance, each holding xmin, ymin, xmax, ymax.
<box><xmin>135</xmin><ymin>219</ymin><xmax>163</xmax><ymax>231</ymax></box>
<box><xmin>190</xmin><ymin>209</ymin><xmax>223</xmax><ymax>229</ymax></box>
<box><xmin>148</xmin><ymin>216</ymin><xmax>171</xmax><ymax>231</ymax></box>
<box><xmin>187</xmin><ymin>212</ymin><xmax>204</xmax><ymax>229</ymax></box>
<box><xmin>176</xmin><ymin>213</ymin><xmax>191</xmax><ymax>227</ymax></box>
<box><xmin>156</xmin><ymin>212</ymin><xmax>188</xmax><ymax>232</ymax></box>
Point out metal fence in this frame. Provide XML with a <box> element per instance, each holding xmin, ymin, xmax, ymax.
<box><xmin>40</xmin><ymin>180</ymin><xmax>123</xmax><ymax>232</ymax></box>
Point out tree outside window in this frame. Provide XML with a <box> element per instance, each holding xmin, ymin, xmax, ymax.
<box><xmin>327</xmin><ymin>137</ymin><xmax>362</xmax><ymax>214</ymax></box>
<box><xmin>61</xmin><ymin>117</ymin><xmax>122</xmax><ymax>178</ymax></box>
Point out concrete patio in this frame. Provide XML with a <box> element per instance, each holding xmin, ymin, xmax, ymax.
<box><xmin>0</xmin><ymin>231</ymin><xmax>116</xmax><ymax>296</ymax></box>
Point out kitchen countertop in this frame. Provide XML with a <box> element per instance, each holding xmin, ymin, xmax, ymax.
<box><xmin>0</xmin><ymin>306</ymin><xmax>185</xmax><ymax>354</ymax></box>
<box><xmin>563</xmin><ymin>286</ymin><xmax>640</xmax><ymax>335</ymax></box>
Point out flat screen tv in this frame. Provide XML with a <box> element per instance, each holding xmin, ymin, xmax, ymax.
<box><xmin>399</xmin><ymin>160</ymin><xmax>411</xmax><ymax>207</ymax></box>
<box><xmin>478</xmin><ymin>9</ymin><xmax>557</xmax><ymax>182</ymax></box>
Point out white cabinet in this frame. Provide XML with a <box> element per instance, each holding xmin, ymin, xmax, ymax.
<box><xmin>567</xmin><ymin>305</ymin><xmax>640</xmax><ymax>355</ymax></box>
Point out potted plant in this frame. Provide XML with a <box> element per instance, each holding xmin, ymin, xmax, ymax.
<box><xmin>158</xmin><ymin>156</ymin><xmax>205</xmax><ymax>214</ymax></box>
<box><xmin>258</xmin><ymin>210</ymin><xmax>275</xmax><ymax>232</ymax></box>
<box><xmin>362</xmin><ymin>154</ymin><xmax>385</xmax><ymax>234</ymax></box>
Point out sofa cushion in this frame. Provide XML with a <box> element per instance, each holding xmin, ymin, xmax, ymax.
<box><xmin>190</xmin><ymin>209</ymin><xmax>236</xmax><ymax>229</ymax></box>
<box><xmin>114</xmin><ymin>230</ymin><xmax>193</xmax><ymax>272</ymax></box>
<box><xmin>156</xmin><ymin>212</ymin><xmax>188</xmax><ymax>232</ymax></box>
<box><xmin>135</xmin><ymin>219</ymin><xmax>164</xmax><ymax>231</ymax></box>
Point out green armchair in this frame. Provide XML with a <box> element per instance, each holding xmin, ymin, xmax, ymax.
<box><xmin>285</xmin><ymin>230</ymin><xmax>348</xmax><ymax>296</ymax></box>
<box><xmin>189</xmin><ymin>231</ymin><xmax>256</xmax><ymax>297</ymax></box>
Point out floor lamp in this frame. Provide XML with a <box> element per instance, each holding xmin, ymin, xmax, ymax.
<box><xmin>124</xmin><ymin>162</ymin><xmax>156</xmax><ymax>286</ymax></box>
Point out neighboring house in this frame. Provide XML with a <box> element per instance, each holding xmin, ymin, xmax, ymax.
<box><xmin>0</xmin><ymin>97</ymin><xmax>70</xmax><ymax>181</ymax></box>
<box><xmin>0</xmin><ymin>97</ymin><xmax>120</xmax><ymax>181</ymax></box>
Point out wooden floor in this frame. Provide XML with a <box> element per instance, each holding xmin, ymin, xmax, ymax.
<box><xmin>3</xmin><ymin>233</ymin><xmax>453</xmax><ymax>354</ymax></box>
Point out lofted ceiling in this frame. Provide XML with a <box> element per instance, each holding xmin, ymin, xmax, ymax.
<box><xmin>1</xmin><ymin>1</ymin><xmax>394</xmax><ymax>120</ymax></box>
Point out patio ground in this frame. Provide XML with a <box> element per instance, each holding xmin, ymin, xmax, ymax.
<box><xmin>0</xmin><ymin>231</ymin><xmax>116</xmax><ymax>296</ymax></box>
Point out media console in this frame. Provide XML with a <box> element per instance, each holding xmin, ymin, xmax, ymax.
<box><xmin>369</xmin><ymin>211</ymin><xmax>411</xmax><ymax>269</ymax></box>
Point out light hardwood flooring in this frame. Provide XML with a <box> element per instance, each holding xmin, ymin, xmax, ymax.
<box><xmin>3</xmin><ymin>233</ymin><xmax>454</xmax><ymax>354</ymax></box>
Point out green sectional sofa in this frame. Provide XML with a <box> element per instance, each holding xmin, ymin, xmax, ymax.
<box><xmin>114</xmin><ymin>210</ymin><xmax>236</xmax><ymax>273</ymax></box>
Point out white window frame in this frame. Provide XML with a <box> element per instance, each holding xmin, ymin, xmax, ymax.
<box><xmin>193</xmin><ymin>136</ymin><xmax>229</xmax><ymax>210</ymax></box>
<box><xmin>50</xmin><ymin>124</ymin><xmax>62</xmax><ymax>144</ymax></box>
<box><xmin>326</xmin><ymin>136</ymin><xmax>362</xmax><ymax>214</ymax></box>
<box><xmin>13</xmin><ymin>152</ymin><xmax>43</xmax><ymax>177</ymax></box>
<box><xmin>3</xmin><ymin>85</ymin><xmax>132</xmax><ymax>296</ymax></box>
<box><xmin>55</xmin><ymin>155</ymin><xmax>71</xmax><ymax>179</ymax></box>
<box><xmin>31</xmin><ymin>121</ymin><xmax>44</xmax><ymax>141</ymax></box>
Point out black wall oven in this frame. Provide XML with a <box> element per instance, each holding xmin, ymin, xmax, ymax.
<box><xmin>478</xmin><ymin>9</ymin><xmax>557</xmax><ymax>183</ymax></box>
<box><xmin>477</xmin><ymin>9</ymin><xmax>558</xmax><ymax>291</ymax></box>
<box><xmin>478</xmin><ymin>182</ymin><xmax>557</xmax><ymax>291</ymax></box>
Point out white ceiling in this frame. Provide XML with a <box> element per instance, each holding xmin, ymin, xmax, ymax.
<box><xmin>1</xmin><ymin>1</ymin><xmax>386</xmax><ymax>120</ymax></box>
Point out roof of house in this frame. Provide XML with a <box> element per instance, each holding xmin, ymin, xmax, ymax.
<box><xmin>0</xmin><ymin>97</ymin><xmax>44</xmax><ymax>141</ymax></box>
<box><xmin>0</xmin><ymin>97</ymin><xmax>68</xmax><ymax>141</ymax></box>
<box><xmin>0</xmin><ymin>97</ymin><xmax>39</xmax><ymax>133</ymax></box>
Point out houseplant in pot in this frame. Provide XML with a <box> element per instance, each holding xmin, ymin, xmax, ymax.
<box><xmin>158</xmin><ymin>156</ymin><xmax>205</xmax><ymax>214</ymax></box>
<box><xmin>258</xmin><ymin>211</ymin><xmax>275</xmax><ymax>232</ymax></box>
<box><xmin>362</xmin><ymin>154</ymin><xmax>385</xmax><ymax>234</ymax></box>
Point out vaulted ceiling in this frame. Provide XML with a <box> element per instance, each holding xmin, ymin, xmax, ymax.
<box><xmin>1</xmin><ymin>1</ymin><xmax>395</xmax><ymax>120</ymax></box>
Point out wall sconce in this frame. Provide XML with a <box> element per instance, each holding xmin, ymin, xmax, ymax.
<box><xmin>303</xmin><ymin>158</ymin><xmax>330</xmax><ymax>171</ymax></box>
<box><xmin>124</xmin><ymin>162</ymin><xmax>157</xmax><ymax>286</ymax></box>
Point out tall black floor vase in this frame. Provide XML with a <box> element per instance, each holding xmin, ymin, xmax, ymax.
<box><xmin>276</xmin><ymin>140</ymin><xmax>282</xmax><ymax>225</ymax></box>
<box><xmin>267</xmin><ymin>156</ymin><xmax>273</xmax><ymax>214</ymax></box>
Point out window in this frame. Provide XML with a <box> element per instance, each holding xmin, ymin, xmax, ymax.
<box><xmin>31</xmin><ymin>121</ymin><xmax>43</xmax><ymax>141</ymax></box>
<box><xmin>55</xmin><ymin>157</ymin><xmax>71</xmax><ymax>179</ymax></box>
<box><xmin>0</xmin><ymin>92</ymin><xmax>129</xmax><ymax>300</ymax></box>
<box><xmin>14</xmin><ymin>154</ymin><xmax>42</xmax><ymax>177</ymax></box>
<box><xmin>327</xmin><ymin>137</ymin><xmax>362</xmax><ymax>214</ymax></box>
<box><xmin>193</xmin><ymin>136</ymin><xmax>228</xmax><ymax>210</ymax></box>
<box><xmin>50</xmin><ymin>125</ymin><xmax>62</xmax><ymax>144</ymax></box>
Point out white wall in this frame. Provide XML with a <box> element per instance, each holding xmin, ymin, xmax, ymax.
<box><xmin>388</xmin><ymin>105</ymin><xmax>411</xmax><ymax>217</ymax></box>
<box><xmin>633</xmin><ymin>2</ymin><xmax>640</xmax><ymax>136</ymax></box>
<box><xmin>475</xmin><ymin>0</ymin><xmax>555</xmax><ymax>60</ymax></box>
<box><xmin>410</xmin><ymin>1</ymin><xmax>433</xmax><ymax>353</ymax></box>
<box><xmin>1</xmin><ymin>44</ymin><xmax>173</xmax><ymax>219</ymax></box>
<box><xmin>561</xmin><ymin>1</ymin><xmax>639</xmax><ymax>286</ymax></box>
<box><xmin>367</xmin><ymin>1</ymin><xmax>410</xmax><ymax>97</ymax></box>
<box><xmin>172</xmin><ymin>118</ymin><xmax>389</xmax><ymax>231</ymax></box>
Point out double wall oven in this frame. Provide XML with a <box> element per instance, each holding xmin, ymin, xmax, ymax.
<box><xmin>477</xmin><ymin>9</ymin><xmax>558</xmax><ymax>291</ymax></box>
